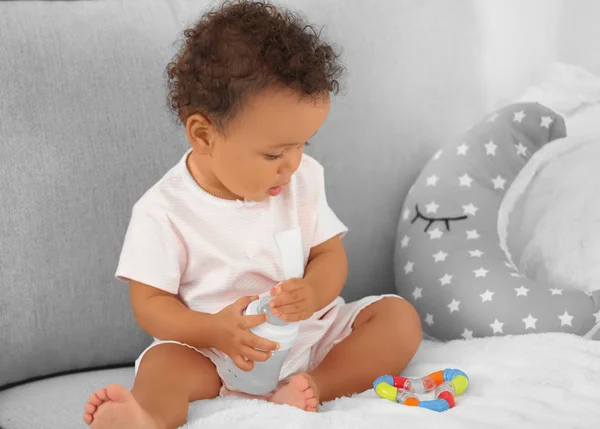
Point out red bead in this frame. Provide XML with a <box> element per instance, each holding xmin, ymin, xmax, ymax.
<box><xmin>393</xmin><ymin>376</ymin><xmax>410</xmax><ymax>389</ymax></box>
<box><xmin>438</xmin><ymin>391</ymin><xmax>455</xmax><ymax>408</ymax></box>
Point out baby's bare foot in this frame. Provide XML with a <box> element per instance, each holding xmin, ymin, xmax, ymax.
<box><xmin>82</xmin><ymin>383</ymin><xmax>160</xmax><ymax>429</ymax></box>
<box><xmin>268</xmin><ymin>373</ymin><xmax>319</xmax><ymax>412</ymax></box>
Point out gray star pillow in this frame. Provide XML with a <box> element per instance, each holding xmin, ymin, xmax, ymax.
<box><xmin>394</xmin><ymin>102</ymin><xmax>600</xmax><ymax>341</ymax></box>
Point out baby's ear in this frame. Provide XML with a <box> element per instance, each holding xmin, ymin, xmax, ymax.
<box><xmin>186</xmin><ymin>113</ymin><xmax>214</xmax><ymax>153</ymax></box>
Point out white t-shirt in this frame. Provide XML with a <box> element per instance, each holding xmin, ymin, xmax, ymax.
<box><xmin>115</xmin><ymin>149</ymin><xmax>347</xmax><ymax>314</ymax></box>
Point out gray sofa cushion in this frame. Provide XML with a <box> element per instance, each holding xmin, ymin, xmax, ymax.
<box><xmin>1</xmin><ymin>0</ymin><xmax>484</xmax><ymax>390</ymax></box>
<box><xmin>0</xmin><ymin>0</ymin><xmax>186</xmax><ymax>389</ymax></box>
<box><xmin>0</xmin><ymin>367</ymin><xmax>134</xmax><ymax>429</ymax></box>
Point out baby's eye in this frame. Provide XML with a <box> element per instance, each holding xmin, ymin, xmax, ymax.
<box><xmin>265</xmin><ymin>153</ymin><xmax>284</xmax><ymax>161</ymax></box>
<box><xmin>411</xmin><ymin>204</ymin><xmax>467</xmax><ymax>232</ymax></box>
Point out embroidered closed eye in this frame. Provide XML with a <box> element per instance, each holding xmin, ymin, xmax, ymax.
<box><xmin>411</xmin><ymin>204</ymin><xmax>467</xmax><ymax>232</ymax></box>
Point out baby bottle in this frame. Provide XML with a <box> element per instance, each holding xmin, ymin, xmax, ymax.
<box><xmin>219</xmin><ymin>295</ymin><xmax>299</xmax><ymax>395</ymax></box>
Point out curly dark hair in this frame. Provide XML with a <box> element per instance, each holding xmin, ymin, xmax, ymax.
<box><xmin>166</xmin><ymin>0</ymin><xmax>344</xmax><ymax>131</ymax></box>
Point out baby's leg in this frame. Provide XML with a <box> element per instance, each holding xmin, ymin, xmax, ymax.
<box><xmin>83</xmin><ymin>343</ymin><xmax>221</xmax><ymax>429</ymax></box>
<box><xmin>310</xmin><ymin>297</ymin><xmax>421</xmax><ymax>402</ymax></box>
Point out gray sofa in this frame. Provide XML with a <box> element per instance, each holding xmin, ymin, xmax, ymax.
<box><xmin>0</xmin><ymin>1</ymin><xmax>484</xmax><ymax>427</ymax></box>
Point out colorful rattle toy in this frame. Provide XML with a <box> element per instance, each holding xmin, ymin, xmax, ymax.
<box><xmin>373</xmin><ymin>369</ymin><xmax>469</xmax><ymax>412</ymax></box>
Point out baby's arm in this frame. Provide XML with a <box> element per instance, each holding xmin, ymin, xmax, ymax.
<box><xmin>304</xmin><ymin>234</ymin><xmax>348</xmax><ymax>311</ymax></box>
<box><xmin>130</xmin><ymin>280</ymin><xmax>279</xmax><ymax>369</ymax></box>
<box><xmin>130</xmin><ymin>280</ymin><xmax>216</xmax><ymax>350</ymax></box>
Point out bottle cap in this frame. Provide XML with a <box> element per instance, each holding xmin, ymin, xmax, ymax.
<box><xmin>244</xmin><ymin>297</ymin><xmax>299</xmax><ymax>350</ymax></box>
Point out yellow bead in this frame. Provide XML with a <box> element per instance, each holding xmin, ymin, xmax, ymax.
<box><xmin>375</xmin><ymin>382</ymin><xmax>398</xmax><ymax>402</ymax></box>
<box><xmin>451</xmin><ymin>375</ymin><xmax>469</xmax><ymax>395</ymax></box>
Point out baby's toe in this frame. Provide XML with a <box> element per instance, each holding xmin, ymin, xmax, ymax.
<box><xmin>84</xmin><ymin>403</ymin><xmax>96</xmax><ymax>414</ymax></box>
<box><xmin>82</xmin><ymin>413</ymin><xmax>92</xmax><ymax>425</ymax></box>
<box><xmin>88</xmin><ymin>392</ymin><xmax>102</xmax><ymax>406</ymax></box>
<box><xmin>306</xmin><ymin>397</ymin><xmax>318</xmax><ymax>408</ymax></box>
<box><xmin>105</xmin><ymin>383</ymin><xmax>131</xmax><ymax>403</ymax></box>
<box><xmin>303</xmin><ymin>385</ymin><xmax>314</xmax><ymax>396</ymax></box>
<box><xmin>95</xmin><ymin>387</ymin><xmax>109</xmax><ymax>401</ymax></box>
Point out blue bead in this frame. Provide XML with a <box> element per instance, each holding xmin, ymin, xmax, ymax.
<box><xmin>418</xmin><ymin>399</ymin><xmax>450</xmax><ymax>412</ymax></box>
<box><xmin>373</xmin><ymin>375</ymin><xmax>394</xmax><ymax>389</ymax></box>
<box><xmin>443</xmin><ymin>368</ymin><xmax>468</xmax><ymax>382</ymax></box>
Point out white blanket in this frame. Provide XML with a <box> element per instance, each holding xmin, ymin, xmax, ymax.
<box><xmin>498</xmin><ymin>133</ymin><xmax>600</xmax><ymax>295</ymax></box>
<box><xmin>184</xmin><ymin>333</ymin><xmax>600</xmax><ymax>429</ymax></box>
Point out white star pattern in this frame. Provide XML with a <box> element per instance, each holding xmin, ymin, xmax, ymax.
<box><xmin>458</xmin><ymin>174</ymin><xmax>473</xmax><ymax>187</ymax></box>
<box><xmin>400</xmin><ymin>235</ymin><xmax>410</xmax><ymax>248</ymax></box>
<box><xmin>490</xmin><ymin>319</ymin><xmax>504</xmax><ymax>334</ymax></box>
<box><xmin>433</xmin><ymin>150</ymin><xmax>443</xmax><ymax>160</ymax></box>
<box><xmin>466</xmin><ymin>229</ymin><xmax>480</xmax><ymax>240</ymax></box>
<box><xmin>523</xmin><ymin>314</ymin><xmax>538</xmax><ymax>330</ymax></box>
<box><xmin>404</xmin><ymin>261</ymin><xmax>414</xmax><ymax>274</ymax></box>
<box><xmin>515</xmin><ymin>142</ymin><xmax>528</xmax><ymax>157</ymax></box>
<box><xmin>474</xmin><ymin>267</ymin><xmax>489</xmax><ymax>278</ymax></box>
<box><xmin>484</xmin><ymin>140</ymin><xmax>498</xmax><ymax>156</ymax></box>
<box><xmin>439</xmin><ymin>273</ymin><xmax>453</xmax><ymax>286</ymax></box>
<box><xmin>428</xmin><ymin>228</ymin><xmax>444</xmax><ymax>240</ymax></box>
<box><xmin>593</xmin><ymin>310</ymin><xmax>600</xmax><ymax>323</ymax></box>
<box><xmin>558</xmin><ymin>311</ymin><xmax>573</xmax><ymax>326</ymax></box>
<box><xmin>462</xmin><ymin>203</ymin><xmax>479</xmax><ymax>216</ymax></box>
<box><xmin>513</xmin><ymin>110</ymin><xmax>526</xmax><ymax>123</ymax></box>
<box><xmin>461</xmin><ymin>328</ymin><xmax>474</xmax><ymax>340</ymax></box>
<box><xmin>480</xmin><ymin>290</ymin><xmax>494</xmax><ymax>302</ymax></box>
<box><xmin>515</xmin><ymin>286</ymin><xmax>529</xmax><ymax>297</ymax></box>
<box><xmin>412</xmin><ymin>287</ymin><xmax>423</xmax><ymax>300</ymax></box>
<box><xmin>426</xmin><ymin>175</ymin><xmax>439</xmax><ymax>186</ymax></box>
<box><xmin>426</xmin><ymin>201</ymin><xmax>439</xmax><ymax>213</ymax></box>
<box><xmin>433</xmin><ymin>251</ymin><xmax>448</xmax><ymax>262</ymax></box>
<box><xmin>425</xmin><ymin>313</ymin><xmax>434</xmax><ymax>326</ymax></box>
<box><xmin>469</xmin><ymin>249</ymin><xmax>484</xmax><ymax>257</ymax></box>
<box><xmin>550</xmin><ymin>288</ymin><xmax>563</xmax><ymax>295</ymax></box>
<box><xmin>510</xmin><ymin>272</ymin><xmax>522</xmax><ymax>278</ymax></box>
<box><xmin>540</xmin><ymin>116</ymin><xmax>554</xmax><ymax>128</ymax></box>
<box><xmin>457</xmin><ymin>143</ymin><xmax>469</xmax><ymax>155</ymax></box>
<box><xmin>448</xmin><ymin>299</ymin><xmax>460</xmax><ymax>313</ymax></box>
<box><xmin>403</xmin><ymin>209</ymin><xmax>411</xmax><ymax>221</ymax></box>
<box><xmin>491</xmin><ymin>175</ymin><xmax>506</xmax><ymax>190</ymax></box>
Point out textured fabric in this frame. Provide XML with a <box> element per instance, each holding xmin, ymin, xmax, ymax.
<box><xmin>0</xmin><ymin>0</ymin><xmax>186</xmax><ymax>389</ymax></box>
<box><xmin>395</xmin><ymin>102</ymin><xmax>600</xmax><ymax>341</ymax></box>
<box><xmin>515</xmin><ymin>62</ymin><xmax>600</xmax><ymax>116</ymax></box>
<box><xmin>1</xmin><ymin>0</ymin><xmax>487</xmax><ymax>397</ymax></box>
<box><xmin>0</xmin><ymin>367</ymin><xmax>134</xmax><ymax>429</ymax></box>
<box><xmin>3</xmin><ymin>334</ymin><xmax>600</xmax><ymax>429</ymax></box>
<box><xmin>502</xmin><ymin>134</ymin><xmax>600</xmax><ymax>295</ymax></box>
<box><xmin>182</xmin><ymin>333</ymin><xmax>600</xmax><ymax>428</ymax></box>
<box><xmin>115</xmin><ymin>151</ymin><xmax>347</xmax><ymax>305</ymax></box>
<box><xmin>133</xmin><ymin>294</ymin><xmax>395</xmax><ymax>398</ymax></box>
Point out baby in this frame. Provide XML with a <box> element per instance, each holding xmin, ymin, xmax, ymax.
<box><xmin>82</xmin><ymin>1</ymin><xmax>421</xmax><ymax>428</ymax></box>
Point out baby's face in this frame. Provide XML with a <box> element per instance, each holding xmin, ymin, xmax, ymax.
<box><xmin>197</xmin><ymin>89</ymin><xmax>330</xmax><ymax>202</ymax></box>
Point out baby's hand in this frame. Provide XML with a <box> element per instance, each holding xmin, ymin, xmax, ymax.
<box><xmin>212</xmin><ymin>296</ymin><xmax>280</xmax><ymax>371</ymax></box>
<box><xmin>269</xmin><ymin>278</ymin><xmax>317</xmax><ymax>322</ymax></box>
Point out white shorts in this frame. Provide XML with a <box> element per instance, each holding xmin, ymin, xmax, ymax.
<box><xmin>134</xmin><ymin>294</ymin><xmax>400</xmax><ymax>398</ymax></box>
